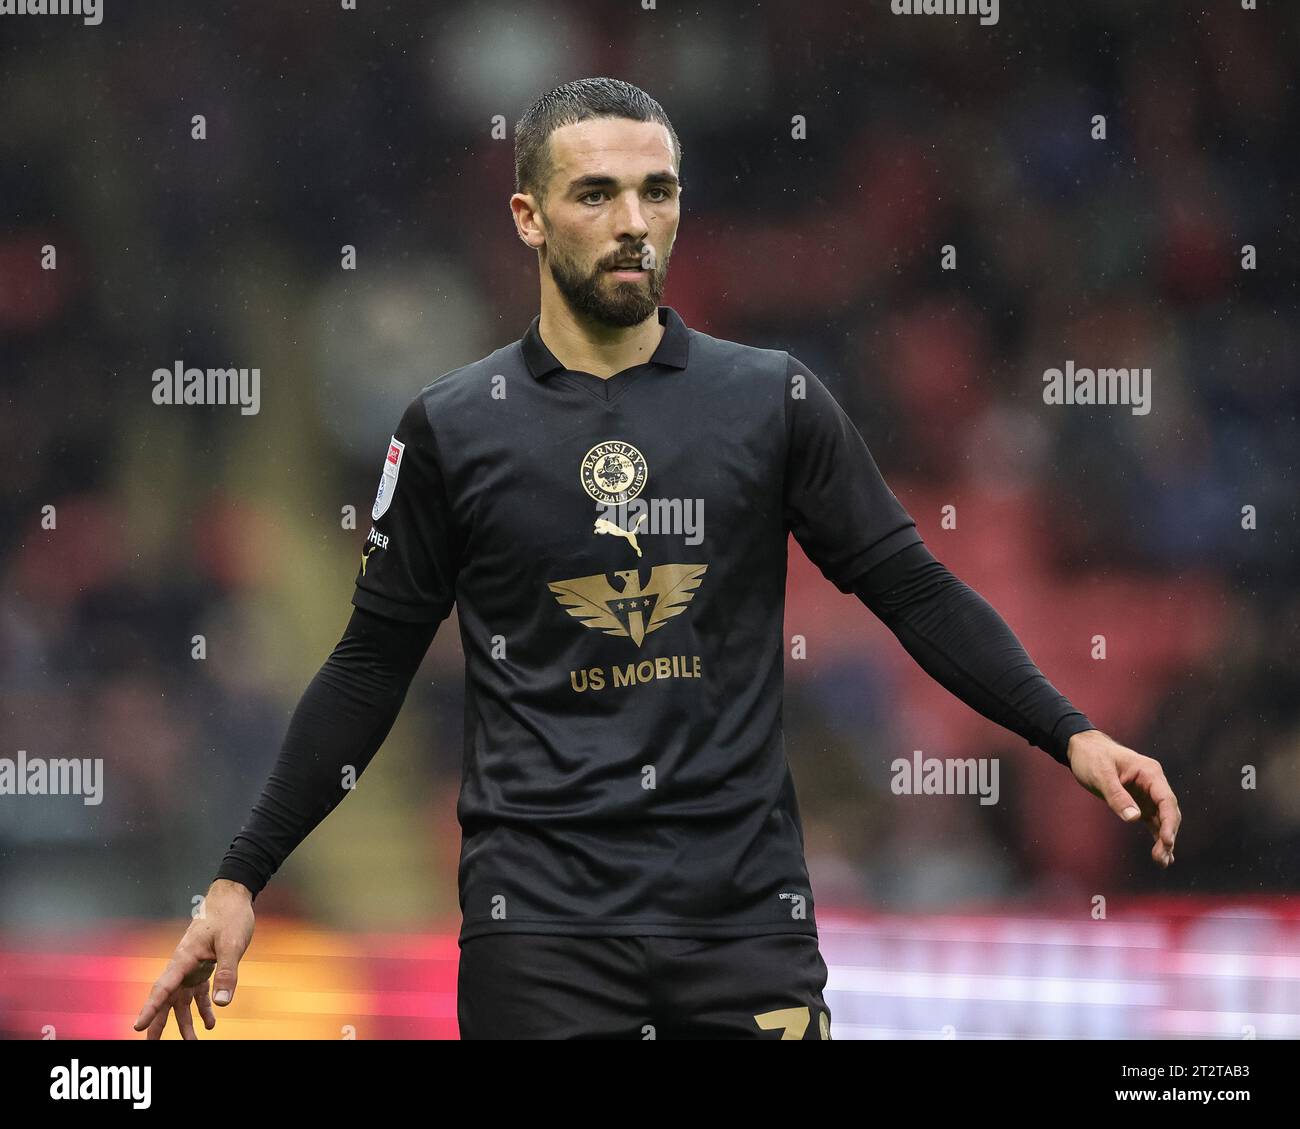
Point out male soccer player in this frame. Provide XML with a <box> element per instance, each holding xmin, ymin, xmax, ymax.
<box><xmin>134</xmin><ymin>77</ymin><xmax>1180</xmax><ymax>1040</ymax></box>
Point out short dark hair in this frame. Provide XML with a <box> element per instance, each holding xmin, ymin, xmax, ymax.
<box><xmin>514</xmin><ymin>77</ymin><xmax>682</xmax><ymax>206</ymax></box>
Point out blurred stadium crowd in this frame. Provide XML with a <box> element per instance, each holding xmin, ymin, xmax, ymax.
<box><xmin>1</xmin><ymin>1</ymin><xmax>1295</xmax><ymax>935</ymax></box>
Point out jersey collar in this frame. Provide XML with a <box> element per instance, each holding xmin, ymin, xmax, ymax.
<box><xmin>521</xmin><ymin>305</ymin><xmax>690</xmax><ymax>380</ymax></box>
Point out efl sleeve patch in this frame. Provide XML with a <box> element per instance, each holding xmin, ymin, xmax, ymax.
<box><xmin>371</xmin><ymin>436</ymin><xmax>406</xmax><ymax>520</ymax></box>
<box><xmin>353</xmin><ymin>396</ymin><xmax>460</xmax><ymax>625</ymax></box>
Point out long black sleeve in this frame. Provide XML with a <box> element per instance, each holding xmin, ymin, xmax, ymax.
<box><xmin>851</xmin><ymin>541</ymin><xmax>1093</xmax><ymax>765</ymax></box>
<box><xmin>214</xmin><ymin>605</ymin><xmax>438</xmax><ymax>899</ymax></box>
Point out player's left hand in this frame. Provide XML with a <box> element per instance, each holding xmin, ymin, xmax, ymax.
<box><xmin>1065</xmin><ymin>729</ymin><xmax>1180</xmax><ymax>868</ymax></box>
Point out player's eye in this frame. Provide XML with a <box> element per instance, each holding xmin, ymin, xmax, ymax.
<box><xmin>579</xmin><ymin>187</ymin><xmax>673</xmax><ymax>205</ymax></box>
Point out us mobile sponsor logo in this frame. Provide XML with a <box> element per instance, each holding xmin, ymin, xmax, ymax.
<box><xmin>0</xmin><ymin>0</ymin><xmax>103</xmax><ymax>25</ymax></box>
<box><xmin>891</xmin><ymin>750</ymin><xmax>1000</xmax><ymax>806</ymax></box>
<box><xmin>50</xmin><ymin>1061</ymin><xmax>150</xmax><ymax>1109</ymax></box>
<box><xmin>552</xmin><ymin>563</ymin><xmax>708</xmax><ymax>649</ymax></box>
<box><xmin>1</xmin><ymin>750</ymin><xmax>103</xmax><ymax>805</ymax></box>
<box><xmin>151</xmin><ymin>361</ymin><xmax>261</xmax><ymax>415</ymax></box>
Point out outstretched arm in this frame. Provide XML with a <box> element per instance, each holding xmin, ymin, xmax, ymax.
<box><xmin>851</xmin><ymin>542</ymin><xmax>1092</xmax><ymax>763</ymax></box>
<box><xmin>215</xmin><ymin>604</ymin><xmax>438</xmax><ymax>897</ymax></box>
<box><xmin>781</xmin><ymin>353</ymin><xmax>1181</xmax><ymax>868</ymax></box>
<box><xmin>852</xmin><ymin>542</ymin><xmax>1179</xmax><ymax>867</ymax></box>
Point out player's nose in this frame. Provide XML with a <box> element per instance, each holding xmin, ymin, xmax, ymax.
<box><xmin>609</xmin><ymin>192</ymin><xmax>650</xmax><ymax>244</ymax></box>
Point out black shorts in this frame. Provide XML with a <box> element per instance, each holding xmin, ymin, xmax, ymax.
<box><xmin>457</xmin><ymin>931</ymin><xmax>832</xmax><ymax>1040</ymax></box>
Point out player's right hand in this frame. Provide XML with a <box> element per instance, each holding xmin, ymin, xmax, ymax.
<box><xmin>1066</xmin><ymin>729</ymin><xmax>1180</xmax><ymax>867</ymax></box>
<box><xmin>133</xmin><ymin>879</ymin><xmax>256</xmax><ymax>1039</ymax></box>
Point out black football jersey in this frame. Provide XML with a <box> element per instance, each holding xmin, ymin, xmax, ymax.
<box><xmin>352</xmin><ymin>305</ymin><xmax>922</xmax><ymax>942</ymax></box>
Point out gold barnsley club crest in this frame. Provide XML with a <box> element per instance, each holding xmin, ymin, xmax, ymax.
<box><xmin>581</xmin><ymin>440</ymin><xmax>648</xmax><ymax>505</ymax></box>
<box><xmin>549</xmin><ymin>564</ymin><xmax>707</xmax><ymax>648</ymax></box>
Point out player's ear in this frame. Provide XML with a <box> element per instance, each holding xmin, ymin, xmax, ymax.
<box><xmin>511</xmin><ymin>192</ymin><xmax>546</xmax><ymax>249</ymax></box>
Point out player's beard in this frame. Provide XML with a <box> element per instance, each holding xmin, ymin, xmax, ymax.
<box><xmin>543</xmin><ymin>232</ymin><xmax>669</xmax><ymax>328</ymax></box>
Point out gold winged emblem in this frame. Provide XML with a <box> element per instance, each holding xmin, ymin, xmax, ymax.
<box><xmin>548</xmin><ymin>564</ymin><xmax>708</xmax><ymax>648</ymax></box>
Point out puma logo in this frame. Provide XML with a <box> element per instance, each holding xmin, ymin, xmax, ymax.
<box><xmin>593</xmin><ymin>512</ymin><xmax>647</xmax><ymax>557</ymax></box>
